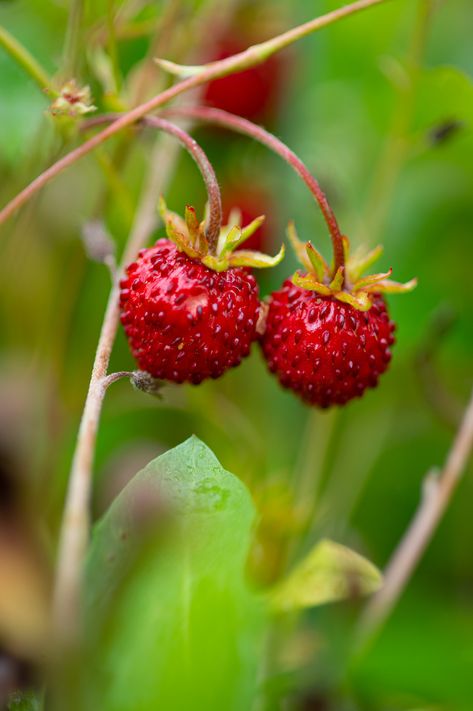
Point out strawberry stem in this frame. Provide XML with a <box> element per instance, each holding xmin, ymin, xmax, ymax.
<box><xmin>166</xmin><ymin>106</ymin><xmax>345</xmax><ymax>277</ymax></box>
<box><xmin>83</xmin><ymin>113</ymin><xmax>222</xmax><ymax>253</ymax></box>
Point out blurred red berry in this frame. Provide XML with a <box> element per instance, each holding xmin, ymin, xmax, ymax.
<box><xmin>222</xmin><ymin>184</ymin><xmax>274</xmax><ymax>252</ymax></box>
<box><xmin>204</xmin><ymin>36</ymin><xmax>286</xmax><ymax>122</ymax></box>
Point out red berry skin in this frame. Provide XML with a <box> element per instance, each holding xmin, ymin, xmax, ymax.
<box><xmin>119</xmin><ymin>240</ymin><xmax>260</xmax><ymax>384</ymax></box>
<box><xmin>260</xmin><ymin>281</ymin><xmax>396</xmax><ymax>408</ymax></box>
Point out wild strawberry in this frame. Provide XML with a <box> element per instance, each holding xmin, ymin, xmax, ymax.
<box><xmin>120</xmin><ymin>200</ymin><xmax>284</xmax><ymax>385</ymax></box>
<box><xmin>260</xmin><ymin>224</ymin><xmax>416</xmax><ymax>407</ymax></box>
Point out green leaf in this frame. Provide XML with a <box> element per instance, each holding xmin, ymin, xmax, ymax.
<box><xmin>270</xmin><ymin>539</ymin><xmax>382</xmax><ymax>612</ymax></box>
<box><xmin>82</xmin><ymin>437</ymin><xmax>265</xmax><ymax>711</ymax></box>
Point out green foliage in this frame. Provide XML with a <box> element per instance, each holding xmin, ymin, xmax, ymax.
<box><xmin>82</xmin><ymin>437</ymin><xmax>265</xmax><ymax>711</ymax></box>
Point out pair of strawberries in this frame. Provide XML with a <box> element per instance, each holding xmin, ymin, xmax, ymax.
<box><xmin>119</xmin><ymin>203</ymin><xmax>414</xmax><ymax>408</ymax></box>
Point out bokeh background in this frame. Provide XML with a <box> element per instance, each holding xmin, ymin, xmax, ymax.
<box><xmin>1</xmin><ymin>0</ymin><xmax>472</xmax><ymax>709</ymax></box>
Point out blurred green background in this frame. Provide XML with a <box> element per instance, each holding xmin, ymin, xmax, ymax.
<box><xmin>0</xmin><ymin>0</ymin><xmax>472</xmax><ymax>709</ymax></box>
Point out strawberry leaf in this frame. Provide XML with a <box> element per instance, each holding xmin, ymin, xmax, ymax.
<box><xmin>83</xmin><ymin>437</ymin><xmax>265</xmax><ymax>711</ymax></box>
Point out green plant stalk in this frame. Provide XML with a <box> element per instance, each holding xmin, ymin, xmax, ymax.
<box><xmin>0</xmin><ymin>0</ymin><xmax>391</xmax><ymax>230</ymax></box>
<box><xmin>0</xmin><ymin>24</ymin><xmax>54</xmax><ymax>93</ymax></box>
<box><xmin>52</xmin><ymin>117</ymin><xmax>222</xmax><ymax>645</ymax></box>
<box><xmin>62</xmin><ymin>0</ymin><xmax>85</xmax><ymax>78</ymax></box>
<box><xmin>106</xmin><ymin>0</ymin><xmax>121</xmax><ymax>92</ymax></box>
<box><xmin>93</xmin><ymin>146</ymin><xmax>135</xmax><ymax>225</ymax></box>
<box><xmin>357</xmin><ymin>386</ymin><xmax>473</xmax><ymax>648</ymax></box>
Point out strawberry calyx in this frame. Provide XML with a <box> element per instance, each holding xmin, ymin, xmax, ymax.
<box><xmin>159</xmin><ymin>197</ymin><xmax>285</xmax><ymax>272</ymax></box>
<box><xmin>287</xmin><ymin>222</ymin><xmax>417</xmax><ymax>311</ymax></box>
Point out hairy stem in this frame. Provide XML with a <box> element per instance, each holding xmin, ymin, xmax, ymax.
<box><xmin>0</xmin><ymin>0</ymin><xmax>390</xmax><ymax>231</ymax></box>
<box><xmin>0</xmin><ymin>24</ymin><xmax>53</xmax><ymax>92</ymax></box>
<box><xmin>357</xmin><ymin>386</ymin><xmax>473</xmax><ymax>645</ymax></box>
<box><xmin>52</xmin><ymin>287</ymin><xmax>120</xmax><ymax>645</ymax></box>
<box><xmin>84</xmin><ymin>114</ymin><xmax>222</xmax><ymax>249</ymax></box>
<box><xmin>168</xmin><ymin>106</ymin><xmax>345</xmax><ymax>273</ymax></box>
<box><xmin>52</xmin><ymin>115</ymin><xmax>221</xmax><ymax>642</ymax></box>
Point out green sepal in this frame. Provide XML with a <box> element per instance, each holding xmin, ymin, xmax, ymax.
<box><xmin>228</xmin><ymin>244</ymin><xmax>285</xmax><ymax>269</ymax></box>
<box><xmin>292</xmin><ymin>272</ymin><xmax>332</xmax><ymax>295</ymax></box>
<box><xmin>306</xmin><ymin>241</ymin><xmax>328</xmax><ymax>282</ymax></box>
<box><xmin>288</xmin><ymin>228</ymin><xmax>416</xmax><ymax>311</ymax></box>
<box><xmin>354</xmin><ymin>268</ymin><xmax>393</xmax><ymax>291</ymax></box>
<box><xmin>329</xmin><ymin>266</ymin><xmax>344</xmax><ymax>291</ymax></box>
<box><xmin>219</xmin><ymin>225</ymin><xmax>243</xmax><ymax>258</ymax></box>
<box><xmin>185</xmin><ymin>205</ymin><xmax>201</xmax><ymax>243</ymax></box>
<box><xmin>349</xmin><ymin>244</ymin><xmax>384</xmax><ymax>281</ymax></box>
<box><xmin>366</xmin><ymin>277</ymin><xmax>418</xmax><ymax>294</ymax></box>
<box><xmin>237</xmin><ymin>215</ymin><xmax>266</xmax><ymax>249</ymax></box>
<box><xmin>335</xmin><ymin>290</ymin><xmax>372</xmax><ymax>311</ymax></box>
<box><xmin>157</xmin><ymin>198</ymin><xmax>283</xmax><ymax>273</ymax></box>
<box><xmin>287</xmin><ymin>222</ymin><xmax>311</xmax><ymax>272</ymax></box>
<box><xmin>201</xmin><ymin>255</ymin><xmax>228</xmax><ymax>272</ymax></box>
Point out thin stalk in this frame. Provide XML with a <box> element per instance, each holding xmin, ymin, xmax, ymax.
<box><xmin>0</xmin><ymin>0</ymin><xmax>391</xmax><ymax>231</ymax></box>
<box><xmin>93</xmin><ymin>147</ymin><xmax>135</xmax><ymax>225</ymax></box>
<box><xmin>83</xmin><ymin>113</ymin><xmax>222</xmax><ymax>249</ymax></box>
<box><xmin>167</xmin><ymin>106</ymin><xmax>345</xmax><ymax>273</ymax></box>
<box><xmin>357</xmin><ymin>387</ymin><xmax>473</xmax><ymax>647</ymax></box>
<box><xmin>0</xmin><ymin>24</ymin><xmax>53</xmax><ymax>92</ymax></box>
<box><xmin>106</xmin><ymin>0</ymin><xmax>121</xmax><ymax>91</ymax></box>
<box><xmin>52</xmin><ymin>287</ymin><xmax>120</xmax><ymax>645</ymax></box>
<box><xmin>52</xmin><ymin>116</ymin><xmax>220</xmax><ymax>643</ymax></box>
<box><xmin>62</xmin><ymin>0</ymin><xmax>85</xmax><ymax>78</ymax></box>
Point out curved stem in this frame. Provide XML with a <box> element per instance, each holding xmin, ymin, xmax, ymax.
<box><xmin>357</xmin><ymin>386</ymin><xmax>473</xmax><ymax>648</ymax></box>
<box><xmin>0</xmin><ymin>0</ymin><xmax>389</xmax><ymax>232</ymax></box>
<box><xmin>167</xmin><ymin>106</ymin><xmax>345</xmax><ymax>274</ymax></box>
<box><xmin>83</xmin><ymin>114</ymin><xmax>222</xmax><ymax>251</ymax></box>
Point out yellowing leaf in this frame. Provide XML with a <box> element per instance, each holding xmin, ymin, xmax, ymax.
<box><xmin>270</xmin><ymin>539</ymin><xmax>382</xmax><ymax>612</ymax></box>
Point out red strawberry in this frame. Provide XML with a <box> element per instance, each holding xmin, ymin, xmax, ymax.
<box><xmin>261</xmin><ymin>284</ymin><xmax>395</xmax><ymax>407</ymax></box>
<box><xmin>120</xmin><ymin>239</ymin><xmax>260</xmax><ymax>384</ymax></box>
<box><xmin>120</xmin><ymin>200</ymin><xmax>284</xmax><ymax>385</ymax></box>
<box><xmin>260</xmin><ymin>224</ymin><xmax>416</xmax><ymax>407</ymax></box>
